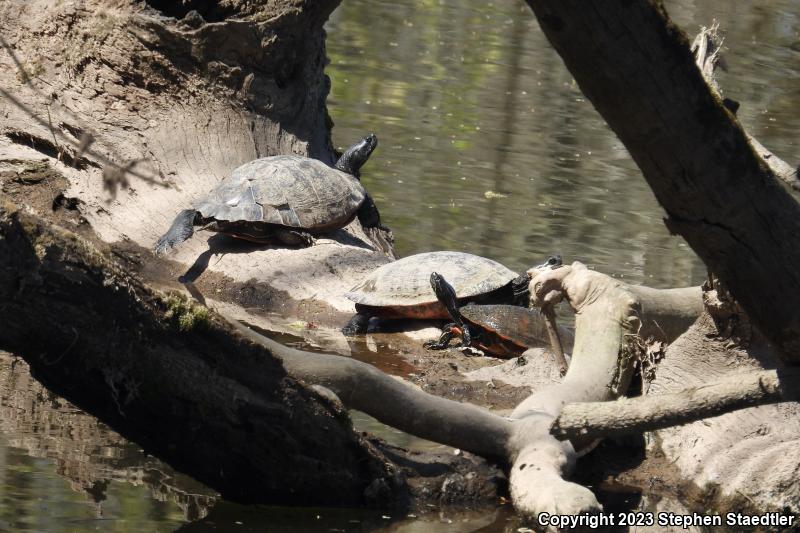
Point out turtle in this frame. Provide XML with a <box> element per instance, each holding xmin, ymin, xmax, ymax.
<box><xmin>342</xmin><ymin>251</ymin><xmax>530</xmax><ymax>335</ymax></box>
<box><xmin>423</xmin><ymin>262</ymin><xmax>574</xmax><ymax>359</ymax></box>
<box><xmin>154</xmin><ymin>134</ymin><xmax>381</xmax><ymax>254</ymax></box>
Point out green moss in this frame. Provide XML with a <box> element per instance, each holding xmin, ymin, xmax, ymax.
<box><xmin>163</xmin><ymin>293</ymin><xmax>210</xmax><ymax>332</ymax></box>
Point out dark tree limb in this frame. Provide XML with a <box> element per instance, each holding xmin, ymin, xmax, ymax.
<box><xmin>0</xmin><ymin>198</ymin><xmax>399</xmax><ymax>506</ymax></box>
<box><xmin>524</xmin><ymin>0</ymin><xmax>800</xmax><ymax>359</ymax></box>
<box><xmin>230</xmin><ymin>319</ymin><xmax>513</xmax><ymax>460</ymax></box>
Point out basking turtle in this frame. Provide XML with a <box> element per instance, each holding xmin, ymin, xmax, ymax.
<box><xmin>342</xmin><ymin>251</ymin><xmax>529</xmax><ymax>335</ymax></box>
<box><xmin>155</xmin><ymin>134</ymin><xmax>380</xmax><ymax>254</ymax></box>
<box><xmin>423</xmin><ymin>267</ymin><xmax>574</xmax><ymax>359</ymax></box>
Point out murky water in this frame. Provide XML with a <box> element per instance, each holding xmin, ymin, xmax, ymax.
<box><xmin>4</xmin><ymin>0</ymin><xmax>800</xmax><ymax>530</ymax></box>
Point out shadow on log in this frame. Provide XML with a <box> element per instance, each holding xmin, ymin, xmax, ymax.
<box><xmin>0</xmin><ymin>198</ymin><xmax>505</xmax><ymax>510</ymax></box>
<box><xmin>0</xmin><ymin>198</ymin><xmax>399</xmax><ymax>505</ymax></box>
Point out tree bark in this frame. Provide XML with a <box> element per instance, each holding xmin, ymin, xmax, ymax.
<box><xmin>690</xmin><ymin>25</ymin><xmax>800</xmax><ymax>193</ymax></box>
<box><xmin>0</xmin><ymin>198</ymin><xmax>399</xmax><ymax>506</ymax></box>
<box><xmin>523</xmin><ymin>0</ymin><xmax>800</xmax><ymax>359</ymax></box>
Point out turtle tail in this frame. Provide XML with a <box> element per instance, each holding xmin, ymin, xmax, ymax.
<box><xmin>154</xmin><ymin>209</ymin><xmax>199</xmax><ymax>254</ymax></box>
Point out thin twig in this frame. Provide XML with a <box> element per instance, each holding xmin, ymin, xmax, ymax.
<box><xmin>0</xmin><ymin>35</ymin><xmax>169</xmax><ymax>189</ymax></box>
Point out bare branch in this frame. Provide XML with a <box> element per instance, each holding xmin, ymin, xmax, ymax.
<box><xmin>551</xmin><ymin>368</ymin><xmax>800</xmax><ymax>441</ymax></box>
<box><xmin>692</xmin><ymin>24</ymin><xmax>800</xmax><ymax>192</ymax></box>
<box><xmin>229</xmin><ymin>319</ymin><xmax>514</xmax><ymax>459</ymax></box>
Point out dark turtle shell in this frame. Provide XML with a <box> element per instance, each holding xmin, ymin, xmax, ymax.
<box><xmin>346</xmin><ymin>251</ymin><xmax>519</xmax><ymax>319</ymax></box>
<box><xmin>460</xmin><ymin>304</ymin><xmax>575</xmax><ymax>357</ymax></box>
<box><xmin>192</xmin><ymin>155</ymin><xmax>366</xmax><ymax>231</ymax></box>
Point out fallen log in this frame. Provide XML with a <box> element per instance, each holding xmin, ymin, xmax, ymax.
<box><xmin>0</xmin><ymin>198</ymin><xmax>399</xmax><ymax>506</ymax></box>
<box><xmin>0</xmin><ymin>195</ymin><xmax>711</xmax><ymax>518</ymax></box>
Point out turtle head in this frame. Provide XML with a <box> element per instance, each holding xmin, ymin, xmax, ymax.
<box><xmin>537</xmin><ymin>255</ymin><xmax>562</xmax><ymax>270</ymax></box>
<box><xmin>525</xmin><ymin>255</ymin><xmax>564</xmax><ymax>282</ymax></box>
<box><xmin>335</xmin><ymin>133</ymin><xmax>378</xmax><ymax>178</ymax></box>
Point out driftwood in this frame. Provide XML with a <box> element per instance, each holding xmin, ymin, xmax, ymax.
<box><xmin>504</xmin><ymin>263</ymin><xmax>701</xmax><ymax>517</ymax></box>
<box><xmin>552</xmin><ymin>368</ymin><xmax>800</xmax><ymax>441</ymax></box>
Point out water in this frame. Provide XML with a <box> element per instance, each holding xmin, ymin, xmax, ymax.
<box><xmin>327</xmin><ymin>0</ymin><xmax>800</xmax><ymax>289</ymax></box>
<box><xmin>4</xmin><ymin>0</ymin><xmax>800</xmax><ymax>530</ymax></box>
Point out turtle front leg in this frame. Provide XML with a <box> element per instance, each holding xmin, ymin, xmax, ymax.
<box><xmin>356</xmin><ymin>193</ymin><xmax>391</xmax><ymax>231</ymax></box>
<box><xmin>275</xmin><ymin>228</ymin><xmax>315</xmax><ymax>247</ymax></box>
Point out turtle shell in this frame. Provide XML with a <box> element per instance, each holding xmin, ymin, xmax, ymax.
<box><xmin>192</xmin><ymin>155</ymin><xmax>366</xmax><ymax>231</ymax></box>
<box><xmin>346</xmin><ymin>251</ymin><xmax>519</xmax><ymax>319</ymax></box>
<box><xmin>460</xmin><ymin>304</ymin><xmax>575</xmax><ymax>354</ymax></box>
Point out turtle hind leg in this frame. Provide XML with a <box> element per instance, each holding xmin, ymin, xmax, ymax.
<box><xmin>342</xmin><ymin>313</ymin><xmax>370</xmax><ymax>336</ymax></box>
<box><xmin>155</xmin><ymin>209</ymin><xmax>199</xmax><ymax>254</ymax></box>
<box><xmin>275</xmin><ymin>228</ymin><xmax>315</xmax><ymax>247</ymax></box>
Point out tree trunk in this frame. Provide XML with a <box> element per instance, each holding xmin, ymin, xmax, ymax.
<box><xmin>523</xmin><ymin>0</ymin><xmax>800</xmax><ymax>359</ymax></box>
<box><xmin>0</xmin><ymin>0</ymin><xmax>393</xmax><ymax>332</ymax></box>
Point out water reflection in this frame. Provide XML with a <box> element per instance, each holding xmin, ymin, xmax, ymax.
<box><xmin>0</xmin><ymin>352</ymin><xmax>215</xmax><ymax>531</ymax></box>
<box><xmin>327</xmin><ymin>0</ymin><xmax>800</xmax><ymax>289</ymax></box>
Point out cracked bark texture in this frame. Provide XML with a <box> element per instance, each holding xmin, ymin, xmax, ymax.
<box><xmin>524</xmin><ymin>0</ymin><xmax>800</xmax><ymax>359</ymax></box>
<box><xmin>647</xmin><ymin>313</ymin><xmax>800</xmax><ymax>514</ymax></box>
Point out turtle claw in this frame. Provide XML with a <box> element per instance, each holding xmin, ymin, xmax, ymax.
<box><xmin>342</xmin><ymin>313</ymin><xmax>370</xmax><ymax>336</ymax></box>
<box><xmin>423</xmin><ymin>339</ymin><xmax>449</xmax><ymax>350</ymax></box>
